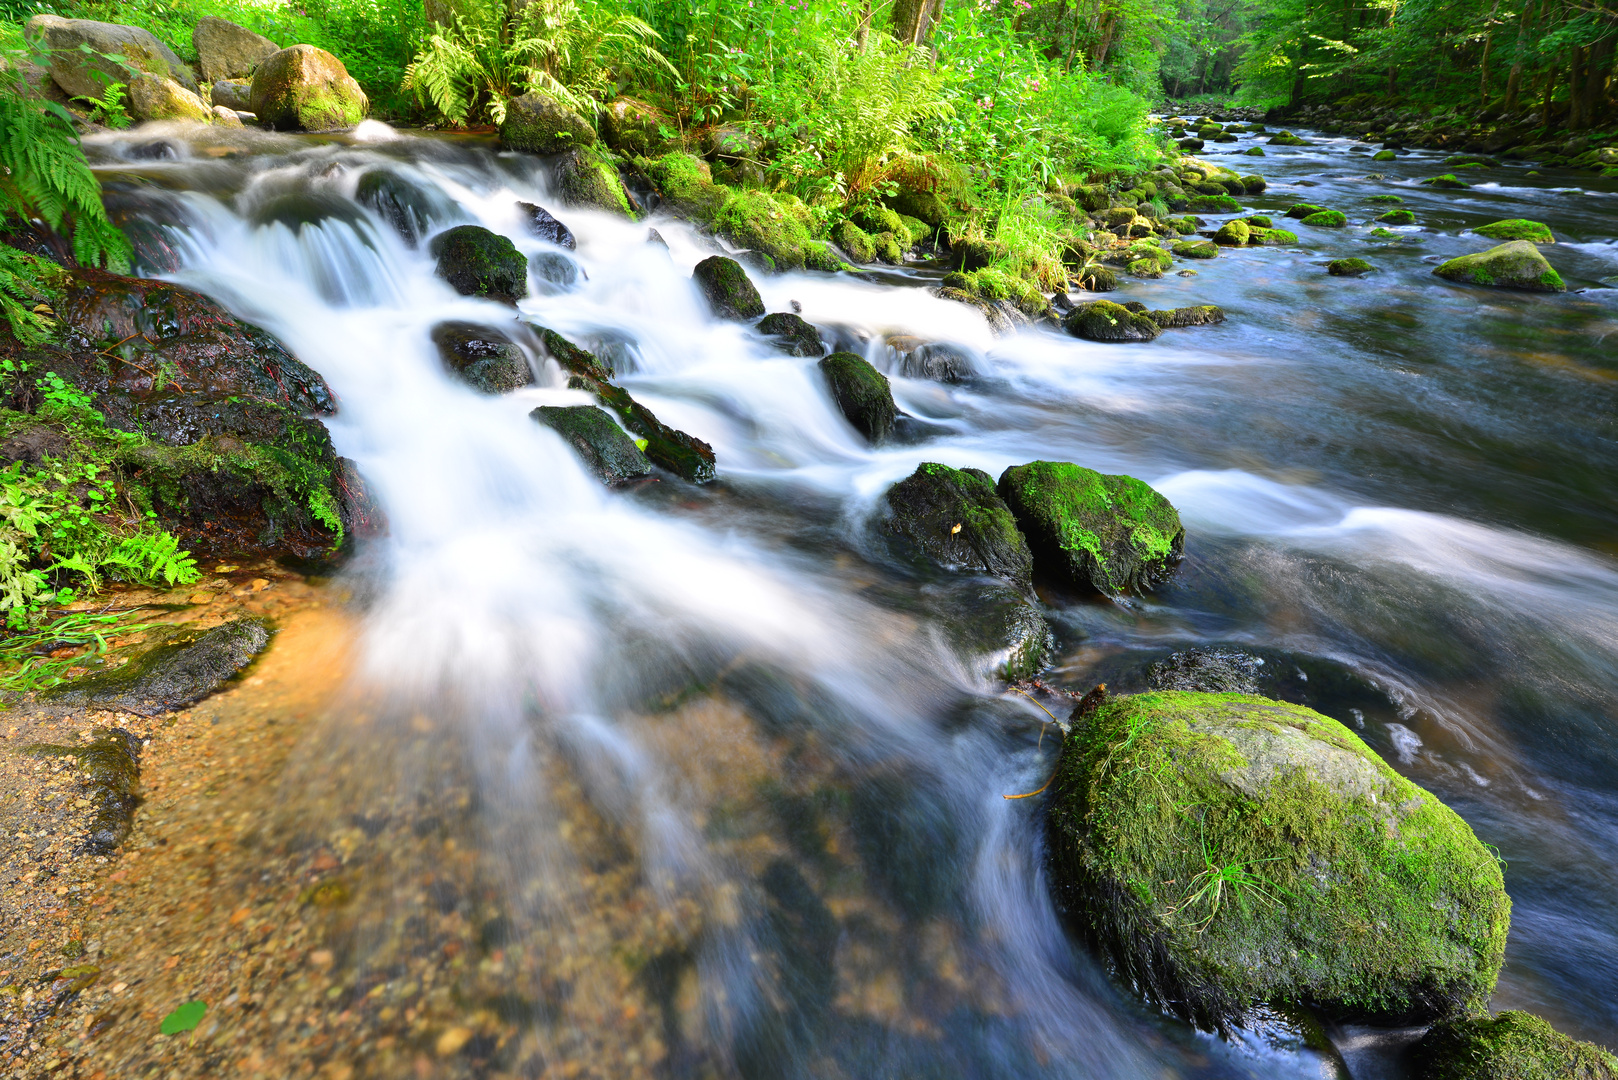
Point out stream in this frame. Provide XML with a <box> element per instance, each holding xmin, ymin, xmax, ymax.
<box><xmin>80</xmin><ymin>119</ymin><xmax>1618</xmax><ymax>1079</ymax></box>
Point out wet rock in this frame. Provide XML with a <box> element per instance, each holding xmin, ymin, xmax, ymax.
<box><xmin>251</xmin><ymin>191</ymin><xmax>366</xmax><ymax>234</ymax></box>
<box><xmin>531</xmin><ymin>404</ymin><xmax>653</xmax><ymax>485</ymax></box>
<box><xmin>997</xmin><ymin>460</ymin><xmax>1183</xmax><ymax>595</ymax></box>
<box><xmin>884</xmin><ymin>462</ymin><xmax>1033</xmax><ymax>589</ymax></box>
<box><xmin>601</xmin><ymin>96</ymin><xmax>672</xmax><ymax>156</ymax></box>
<box><xmin>500</xmin><ymin>88</ymin><xmax>595</xmax><ymax>153</ymax></box>
<box><xmin>1172</xmin><ymin>239</ymin><xmax>1219</xmax><ymax>259</ymax></box>
<box><xmin>1063</xmin><ymin>300</ymin><xmax>1162</xmax><ymax>343</ymax></box>
<box><xmin>45</xmin><ymin>619</ymin><xmax>270</xmax><ymax>713</ymax></box>
<box><xmin>1376</xmin><ymin>209</ymin><xmax>1416</xmax><ymax>225</ymax></box>
<box><xmin>1148</xmin><ymin>305</ymin><xmax>1224</xmax><ymax>328</ymax></box>
<box><xmin>534</xmin><ymin>325</ymin><xmax>716</xmax><ymax>483</ymax></box>
<box><xmin>516</xmin><ymin>201</ymin><xmax>575</xmax><ymax>249</ymax></box>
<box><xmin>1372</xmin><ymin>149</ymin><xmax>1397</xmax><ymax>161</ymax></box>
<box><xmin>1074</xmin><ymin>265</ymin><xmax>1119</xmax><ymax>292</ymax></box>
<box><xmin>1147</xmin><ymin>648</ymin><xmax>1263</xmax><ymax>693</ymax></box>
<box><xmin>1187</xmin><ymin>194</ymin><xmax>1241</xmax><ymax>214</ymax></box>
<box><xmin>1433</xmin><ymin>240</ymin><xmax>1565</xmax><ymax>292</ymax></box>
<box><xmin>756</xmin><ymin>312</ymin><xmax>823</xmax><ymax>357</ymax></box>
<box><xmin>430</xmin><ymin>320</ymin><xmax>534</xmax><ymax>393</ymax></box>
<box><xmin>692</xmin><ymin>255</ymin><xmax>764</xmax><ymax>321</ymax></box>
<box><xmin>192</xmin><ymin>16</ymin><xmax>278</xmax><ymax>83</ymax></box>
<box><xmin>1471</xmin><ymin>218</ymin><xmax>1554</xmax><ymax>243</ymax></box>
<box><xmin>211</xmin><ymin>104</ymin><xmax>243</xmax><ymax>126</ymax></box>
<box><xmin>529</xmin><ymin>250</ymin><xmax>581</xmax><ymax>292</ymax></box>
<box><xmin>1301</xmin><ymin>210</ymin><xmax>1348</xmax><ymax>228</ymax></box>
<box><xmin>1421</xmin><ymin>173</ymin><xmax>1471</xmax><ymax>190</ymax></box>
<box><xmin>127</xmin><ymin>73</ymin><xmax>212</xmax><ymax>122</ymax></box>
<box><xmin>1239</xmin><ymin>174</ymin><xmax>1267</xmax><ymax>193</ymax></box>
<box><xmin>818</xmin><ymin>352</ymin><xmax>896</xmax><ymax>443</ymax></box>
<box><xmin>1213</xmin><ymin>220</ymin><xmax>1250</xmax><ymax>246</ymax></box>
<box><xmin>952</xmin><ymin>583</ymin><xmax>1051</xmax><ymax>680</ymax></box>
<box><xmin>1267</xmin><ymin>131</ymin><xmax>1309</xmax><ymax>146</ymax></box>
<box><xmin>554</xmin><ymin>147</ymin><xmax>634</xmax><ymax>216</ymax></box>
<box><xmin>1285</xmin><ymin>204</ymin><xmax>1326</xmax><ymax>219</ymax></box>
<box><xmin>250</xmin><ymin>44</ymin><xmax>367</xmax><ymax>131</ymax></box>
<box><xmin>0</xmin><ymin>415</ymin><xmax>71</xmax><ymax>465</ymax></box>
<box><xmin>1178</xmin><ymin>137</ymin><xmax>1205</xmax><ymax>151</ymax></box>
<box><xmin>27</xmin><ymin>729</ymin><xmax>143</xmax><ymax>854</ymax></box>
<box><xmin>429</xmin><ymin>225</ymin><xmax>529</xmax><ymax>303</ymax></box>
<box><xmin>1328</xmin><ymin>257</ymin><xmax>1374</xmax><ymax>277</ymax></box>
<box><xmin>1412</xmin><ymin>1011</ymin><xmax>1618</xmax><ymax>1079</ymax></box>
<box><xmin>356</xmin><ymin>170</ymin><xmax>440</xmax><ymax>247</ymax></box>
<box><xmin>56</xmin><ymin>269</ymin><xmax>335</xmax><ymax>414</ymax></box>
<box><xmin>25</xmin><ymin>14</ymin><xmax>197</xmax><ymax>99</ymax></box>
<box><xmin>887</xmin><ymin>338</ymin><xmax>974</xmax><ymax>382</ymax></box>
<box><xmin>1047</xmin><ymin>692</ymin><xmax>1511</xmax><ymax>1031</ymax></box>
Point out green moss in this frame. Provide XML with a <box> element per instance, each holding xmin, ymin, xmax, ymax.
<box><xmin>873</xmin><ymin>230</ymin><xmax>905</xmax><ymax>264</ymax></box>
<box><xmin>1049</xmin><ymin>691</ymin><xmax>1511</xmax><ymax>1031</ymax></box>
<box><xmin>1327</xmin><ymin>257</ymin><xmax>1374</xmax><ymax>276</ymax></box>
<box><xmin>1172</xmin><ymin>239</ymin><xmax>1218</xmax><ymax>258</ymax></box>
<box><xmin>645</xmin><ymin>152</ymin><xmax>727</xmax><ymax>221</ymax></box>
<box><xmin>1434</xmin><ymin>240</ymin><xmax>1566</xmax><ymax>293</ymax></box>
<box><xmin>1284</xmin><ymin>203</ymin><xmax>1326</xmax><ymax>219</ymax></box>
<box><xmin>835</xmin><ymin>220</ymin><xmax>876</xmax><ymax>263</ymax></box>
<box><xmin>1261</xmin><ymin>228</ymin><xmax>1298</xmax><ymax>244</ymax></box>
<box><xmin>1213</xmin><ymin>220</ymin><xmax>1250</xmax><ymax>246</ymax></box>
<box><xmin>1414</xmin><ymin>1011</ymin><xmax>1618</xmax><ymax>1080</ymax></box>
<box><xmin>297</xmin><ymin>88</ymin><xmax>362</xmax><ymax>131</ymax></box>
<box><xmin>1472</xmin><ymin>219</ymin><xmax>1555</xmax><ymax>243</ymax></box>
<box><xmin>1372</xmin><ymin>149</ymin><xmax>1397</xmax><ymax>161</ymax></box>
<box><xmin>1244</xmin><ymin>215</ymin><xmax>1273</xmax><ymax>228</ymax></box>
<box><xmin>1422</xmin><ymin>174</ymin><xmax>1472</xmax><ymax>189</ymax></box>
<box><xmin>1539</xmin><ymin>268</ymin><xmax>1564</xmax><ymax>289</ymax></box>
<box><xmin>1376</xmin><ymin>209</ymin><xmax>1417</xmax><ymax>225</ymax></box>
<box><xmin>1187</xmin><ymin>194</ymin><xmax>1241</xmax><ymax>213</ymax></box>
<box><xmin>1127</xmin><ymin>257</ymin><xmax>1163</xmax><ymax>278</ymax></box>
<box><xmin>714</xmin><ymin>189</ymin><xmax>815</xmax><ymax>271</ymax></box>
<box><xmin>1300</xmin><ymin>210</ymin><xmax>1348</xmax><ymax>228</ymax></box>
<box><xmin>1366</xmin><ymin>194</ymin><xmax>1404</xmax><ymax>204</ymax></box>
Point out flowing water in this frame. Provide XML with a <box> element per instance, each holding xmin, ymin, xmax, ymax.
<box><xmin>80</xmin><ymin>120</ymin><xmax>1618</xmax><ymax>1079</ymax></box>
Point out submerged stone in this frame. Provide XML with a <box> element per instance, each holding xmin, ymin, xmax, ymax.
<box><xmin>884</xmin><ymin>462</ymin><xmax>1033</xmax><ymax>590</ymax></box>
<box><xmin>1433</xmin><ymin>240</ymin><xmax>1566</xmax><ymax>292</ymax></box>
<box><xmin>1412</xmin><ymin>1011</ymin><xmax>1618</xmax><ymax>1080</ymax></box>
<box><xmin>45</xmin><ymin>619</ymin><xmax>270</xmax><ymax>713</ymax></box>
<box><xmin>1063</xmin><ymin>300</ymin><xmax>1162</xmax><ymax>343</ymax></box>
<box><xmin>531</xmin><ymin>405</ymin><xmax>653</xmax><ymax>485</ymax></box>
<box><xmin>756</xmin><ymin>312</ymin><xmax>823</xmax><ymax>357</ymax></box>
<box><xmin>1147</xmin><ymin>648</ymin><xmax>1263</xmax><ymax>693</ymax></box>
<box><xmin>356</xmin><ymin>170</ymin><xmax>440</xmax><ymax>247</ymax></box>
<box><xmin>1047</xmin><ymin>691</ymin><xmax>1512</xmax><ymax>1032</ymax></box>
<box><xmin>1471</xmin><ymin>219</ymin><xmax>1555</xmax><ymax>243</ymax></box>
<box><xmin>429</xmin><ymin>225</ymin><xmax>529</xmax><ymax>303</ymax></box>
<box><xmin>27</xmin><ymin>729</ymin><xmax>143</xmax><ymax>854</ymax></box>
<box><xmin>996</xmin><ymin>460</ymin><xmax>1183</xmax><ymax>595</ymax></box>
<box><xmin>693</xmin><ymin>255</ymin><xmax>765</xmax><ymax>320</ymax></box>
<box><xmin>818</xmin><ymin>352</ymin><xmax>896</xmax><ymax>443</ymax></box>
<box><xmin>430</xmin><ymin>320</ymin><xmax>534</xmax><ymax>393</ymax></box>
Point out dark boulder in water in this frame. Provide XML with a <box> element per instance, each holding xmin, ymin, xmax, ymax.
<box><xmin>886</xmin><ymin>337</ymin><xmax>975</xmax><ymax>382</ymax></box>
<box><xmin>1413</xmin><ymin>1011</ymin><xmax>1618</xmax><ymax>1080</ymax></box>
<box><xmin>529</xmin><ymin>250</ymin><xmax>582</xmax><ymax>292</ymax></box>
<box><xmin>1063</xmin><ymin>300</ymin><xmax>1162</xmax><ymax>343</ymax></box>
<box><xmin>430</xmin><ymin>321</ymin><xmax>534</xmax><ymax>393</ymax></box>
<box><xmin>693</xmin><ymin>255</ymin><xmax>765</xmax><ymax>321</ymax></box>
<box><xmin>997</xmin><ymin>460</ymin><xmax>1183</xmax><ymax>596</ymax></box>
<box><xmin>356</xmin><ymin>170</ymin><xmax>439</xmax><ymax>247</ymax></box>
<box><xmin>756</xmin><ymin>311</ymin><xmax>823</xmax><ymax>357</ymax></box>
<box><xmin>1147</xmin><ymin>648</ymin><xmax>1263</xmax><ymax>693</ymax></box>
<box><xmin>1148</xmin><ymin>305</ymin><xmax>1224</xmax><ymax>328</ymax></box>
<box><xmin>818</xmin><ymin>352</ymin><xmax>896</xmax><ymax>444</ymax></box>
<box><xmin>516</xmin><ymin>201</ymin><xmax>576</xmax><ymax>249</ymax></box>
<box><xmin>531</xmin><ymin>404</ymin><xmax>653</xmax><ymax>485</ymax></box>
<box><xmin>429</xmin><ymin>224</ymin><xmax>529</xmax><ymax>303</ymax></box>
<box><xmin>250</xmin><ymin>191</ymin><xmax>366</xmax><ymax>234</ymax></box>
<box><xmin>45</xmin><ymin>619</ymin><xmax>270</xmax><ymax>713</ymax></box>
<box><xmin>554</xmin><ymin>147</ymin><xmax>634</xmax><ymax>216</ymax></box>
<box><xmin>884</xmin><ymin>462</ymin><xmax>1033</xmax><ymax>590</ymax></box>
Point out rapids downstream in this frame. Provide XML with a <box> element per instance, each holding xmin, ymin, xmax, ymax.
<box><xmin>82</xmin><ymin>119</ymin><xmax>1618</xmax><ymax>1079</ymax></box>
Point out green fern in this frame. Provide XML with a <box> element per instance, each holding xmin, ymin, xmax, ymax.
<box><xmin>102</xmin><ymin>532</ymin><xmax>201</xmax><ymax>588</ymax></box>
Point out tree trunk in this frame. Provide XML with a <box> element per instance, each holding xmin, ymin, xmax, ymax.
<box><xmin>1502</xmin><ymin>0</ymin><xmax>1540</xmax><ymax>113</ymax></box>
<box><xmin>856</xmin><ymin>0</ymin><xmax>873</xmax><ymax>51</ymax></box>
<box><xmin>1093</xmin><ymin>9</ymin><xmax>1119</xmax><ymax>68</ymax></box>
<box><xmin>1570</xmin><ymin>46</ymin><xmax>1587</xmax><ymax>128</ymax></box>
<box><xmin>425</xmin><ymin>0</ymin><xmax>455</xmax><ymax>29</ymax></box>
<box><xmin>890</xmin><ymin>0</ymin><xmax>942</xmax><ymax>46</ymax></box>
<box><xmin>1587</xmin><ymin>34</ymin><xmax>1614</xmax><ymax>124</ymax></box>
<box><xmin>1479</xmin><ymin>0</ymin><xmax>1504</xmax><ymax>102</ymax></box>
<box><xmin>1541</xmin><ymin>64</ymin><xmax>1557</xmax><ymax>128</ymax></box>
<box><xmin>1387</xmin><ymin>64</ymin><xmax>1397</xmax><ymax>96</ymax></box>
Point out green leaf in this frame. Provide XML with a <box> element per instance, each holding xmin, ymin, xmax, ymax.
<box><xmin>160</xmin><ymin>1000</ymin><xmax>207</xmax><ymax>1035</ymax></box>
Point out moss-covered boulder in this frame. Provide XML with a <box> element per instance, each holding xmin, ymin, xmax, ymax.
<box><xmin>1376</xmin><ymin>209</ymin><xmax>1417</xmax><ymax>225</ymax></box>
<box><xmin>430</xmin><ymin>320</ymin><xmax>533</xmax><ymax>393</ymax></box>
<box><xmin>531</xmin><ymin>404</ymin><xmax>653</xmax><ymax>485</ymax></box>
<box><xmin>1412</xmin><ymin>1011</ymin><xmax>1618</xmax><ymax>1080</ymax></box>
<box><xmin>1258</xmin><ymin>227</ymin><xmax>1298</xmax><ymax>245</ymax></box>
<box><xmin>1149</xmin><ymin>305</ymin><xmax>1224</xmax><ymax>328</ymax></box>
<box><xmin>996</xmin><ymin>461</ymin><xmax>1181</xmax><ymax>595</ymax></box>
<box><xmin>884</xmin><ymin>462</ymin><xmax>1033</xmax><ymax>589</ymax></box>
<box><xmin>715</xmin><ymin>189</ymin><xmax>815</xmax><ymax>270</ymax></box>
<box><xmin>1063</xmin><ymin>301</ymin><xmax>1162</xmax><ymax>344</ymax></box>
<box><xmin>1172</xmin><ymin>239</ymin><xmax>1219</xmax><ymax>259</ymax></box>
<box><xmin>1284</xmin><ymin>203</ymin><xmax>1325</xmax><ymax>219</ymax></box>
<box><xmin>1187</xmin><ymin>194</ymin><xmax>1241</xmax><ymax>213</ymax></box>
<box><xmin>1267</xmin><ymin>131</ymin><xmax>1309</xmax><ymax>146</ymax></box>
<box><xmin>1328</xmin><ymin>257</ymin><xmax>1374</xmax><ymax>276</ymax></box>
<box><xmin>1048</xmin><ymin>691</ymin><xmax>1512</xmax><ymax>1031</ymax></box>
<box><xmin>127</xmin><ymin>73</ymin><xmax>213</xmax><ymax>123</ymax></box>
<box><xmin>1422</xmin><ymin>174</ymin><xmax>1472</xmax><ymax>189</ymax></box>
<box><xmin>1372</xmin><ymin>149</ymin><xmax>1397</xmax><ymax>161</ymax></box>
<box><xmin>249</xmin><ymin>44</ymin><xmax>366</xmax><ymax>131</ymax></box>
<box><xmin>1472</xmin><ymin>219</ymin><xmax>1555</xmax><ymax>243</ymax></box>
<box><xmin>1434</xmin><ymin>240</ymin><xmax>1566</xmax><ymax>292</ymax></box>
<box><xmin>1239</xmin><ymin>174</ymin><xmax>1266</xmax><ymax>194</ymax></box>
<box><xmin>835</xmin><ymin>219</ymin><xmax>877</xmax><ymax>263</ymax></box>
<box><xmin>818</xmin><ymin>352</ymin><xmax>896</xmax><ymax>444</ymax></box>
<box><xmin>25</xmin><ymin>13</ymin><xmax>197</xmax><ymax>99</ymax></box>
<box><xmin>192</xmin><ymin>16</ymin><xmax>278</xmax><ymax>84</ymax></box>
<box><xmin>429</xmin><ymin>225</ymin><xmax>528</xmax><ymax>303</ymax></box>
<box><xmin>645</xmin><ymin>152</ymin><xmax>727</xmax><ymax>221</ymax></box>
<box><xmin>555</xmin><ymin>147</ymin><xmax>633</xmax><ymax>216</ymax></box>
<box><xmin>884</xmin><ymin>179</ymin><xmax>948</xmax><ymax>226</ymax></box>
<box><xmin>692</xmin><ymin>255</ymin><xmax>764</xmax><ymax>321</ymax></box>
<box><xmin>1243</xmin><ymin>146</ymin><xmax>1265</xmax><ymax>157</ymax></box>
<box><xmin>600</xmin><ymin>96</ymin><xmax>671</xmax><ymax>155</ymax></box>
<box><xmin>756</xmin><ymin>312</ymin><xmax>823</xmax><ymax>357</ymax></box>
<box><xmin>1074</xmin><ymin>265</ymin><xmax>1119</xmax><ymax>292</ymax></box>
<box><xmin>1301</xmin><ymin>210</ymin><xmax>1348</xmax><ymax>228</ymax></box>
<box><xmin>533</xmin><ymin>326</ymin><xmax>715</xmax><ymax>483</ymax></box>
<box><xmin>1213</xmin><ymin>220</ymin><xmax>1250</xmax><ymax>246</ymax></box>
<box><xmin>498</xmin><ymin>88</ymin><xmax>594</xmax><ymax>153</ymax></box>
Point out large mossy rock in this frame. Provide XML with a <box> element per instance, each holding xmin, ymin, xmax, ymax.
<box><xmin>499</xmin><ymin>89</ymin><xmax>595</xmax><ymax>153</ymax></box>
<box><xmin>249</xmin><ymin>44</ymin><xmax>366</xmax><ymax>131</ymax></box>
<box><xmin>1063</xmin><ymin>300</ymin><xmax>1162</xmax><ymax>343</ymax></box>
<box><xmin>530</xmin><ymin>404</ymin><xmax>653</xmax><ymax>485</ymax></box>
<box><xmin>692</xmin><ymin>255</ymin><xmax>764</xmax><ymax>320</ymax></box>
<box><xmin>1471</xmin><ymin>219</ymin><xmax>1555</xmax><ymax>243</ymax></box>
<box><xmin>44</xmin><ymin>619</ymin><xmax>269</xmax><ymax>712</ymax></box>
<box><xmin>429</xmin><ymin>225</ymin><xmax>529</xmax><ymax>303</ymax></box>
<box><xmin>756</xmin><ymin>312</ymin><xmax>823</xmax><ymax>357</ymax></box>
<box><xmin>1328</xmin><ymin>257</ymin><xmax>1374</xmax><ymax>277</ymax></box>
<box><xmin>554</xmin><ymin>147</ymin><xmax>633</xmax><ymax>216</ymax></box>
<box><xmin>127</xmin><ymin>73</ymin><xmax>212</xmax><ymax>122</ymax></box>
<box><xmin>1412</xmin><ymin>1011</ymin><xmax>1618</xmax><ymax>1080</ymax></box>
<box><xmin>25</xmin><ymin>14</ymin><xmax>198</xmax><ymax>98</ymax></box>
<box><xmin>192</xmin><ymin>16</ymin><xmax>278</xmax><ymax>83</ymax></box>
<box><xmin>430</xmin><ymin>320</ymin><xmax>533</xmax><ymax>393</ymax></box>
<box><xmin>884</xmin><ymin>462</ymin><xmax>1033</xmax><ymax>590</ymax></box>
<box><xmin>645</xmin><ymin>152</ymin><xmax>728</xmax><ymax>221</ymax></box>
<box><xmin>1148</xmin><ymin>305</ymin><xmax>1224</xmax><ymax>328</ymax></box>
<box><xmin>818</xmin><ymin>352</ymin><xmax>896</xmax><ymax>444</ymax></box>
<box><xmin>1048</xmin><ymin>691</ymin><xmax>1512</xmax><ymax>1032</ymax></box>
<box><xmin>601</xmin><ymin>96</ymin><xmax>672</xmax><ymax>156</ymax></box>
<box><xmin>1434</xmin><ymin>240</ymin><xmax>1565</xmax><ymax>292</ymax></box>
<box><xmin>1300</xmin><ymin>209</ymin><xmax>1348</xmax><ymax>228</ymax></box>
<box><xmin>1173</xmin><ymin>239</ymin><xmax>1219</xmax><ymax>259</ymax></box>
<box><xmin>714</xmin><ymin>189</ymin><xmax>827</xmax><ymax>271</ymax></box>
<box><xmin>996</xmin><ymin>460</ymin><xmax>1182</xmax><ymax>595</ymax></box>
